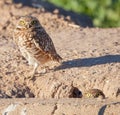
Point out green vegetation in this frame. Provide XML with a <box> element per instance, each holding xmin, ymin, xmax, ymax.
<box><xmin>47</xmin><ymin>0</ymin><xmax>120</xmax><ymax>28</ymax></box>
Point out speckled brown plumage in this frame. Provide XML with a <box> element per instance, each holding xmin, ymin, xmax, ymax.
<box><xmin>83</xmin><ymin>89</ymin><xmax>105</xmax><ymax>99</ymax></box>
<box><xmin>13</xmin><ymin>16</ymin><xmax>62</xmax><ymax>78</ymax></box>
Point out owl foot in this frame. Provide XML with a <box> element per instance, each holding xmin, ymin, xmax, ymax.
<box><xmin>37</xmin><ymin>68</ymin><xmax>47</xmax><ymax>74</ymax></box>
<box><xmin>30</xmin><ymin>75</ymin><xmax>36</xmax><ymax>81</ymax></box>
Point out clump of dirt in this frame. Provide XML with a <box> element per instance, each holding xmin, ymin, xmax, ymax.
<box><xmin>0</xmin><ymin>82</ymin><xmax>34</xmax><ymax>98</ymax></box>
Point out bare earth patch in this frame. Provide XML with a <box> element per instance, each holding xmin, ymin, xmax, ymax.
<box><xmin>0</xmin><ymin>1</ymin><xmax>120</xmax><ymax>115</ymax></box>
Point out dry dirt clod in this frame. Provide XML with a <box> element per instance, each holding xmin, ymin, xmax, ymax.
<box><xmin>53</xmin><ymin>9</ymin><xmax>59</xmax><ymax>14</ymax></box>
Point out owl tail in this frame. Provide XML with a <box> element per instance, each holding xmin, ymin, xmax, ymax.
<box><xmin>53</xmin><ymin>54</ymin><xmax>62</xmax><ymax>63</ymax></box>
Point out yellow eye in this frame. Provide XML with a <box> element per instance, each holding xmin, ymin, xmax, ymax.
<box><xmin>19</xmin><ymin>20</ymin><xmax>26</xmax><ymax>25</ymax></box>
<box><xmin>31</xmin><ymin>20</ymin><xmax>37</xmax><ymax>25</ymax></box>
<box><xmin>95</xmin><ymin>93</ymin><xmax>100</xmax><ymax>97</ymax></box>
<box><xmin>86</xmin><ymin>93</ymin><xmax>92</xmax><ymax>97</ymax></box>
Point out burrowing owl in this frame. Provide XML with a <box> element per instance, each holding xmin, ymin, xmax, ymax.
<box><xmin>13</xmin><ymin>16</ymin><xmax>62</xmax><ymax>78</ymax></box>
<box><xmin>83</xmin><ymin>89</ymin><xmax>105</xmax><ymax>99</ymax></box>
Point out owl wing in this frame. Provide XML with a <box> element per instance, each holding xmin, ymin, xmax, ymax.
<box><xmin>32</xmin><ymin>28</ymin><xmax>62</xmax><ymax>62</ymax></box>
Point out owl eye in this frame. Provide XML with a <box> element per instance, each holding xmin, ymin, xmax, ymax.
<box><xmin>86</xmin><ymin>93</ymin><xmax>92</xmax><ymax>97</ymax></box>
<box><xmin>31</xmin><ymin>20</ymin><xmax>37</xmax><ymax>25</ymax></box>
<box><xmin>95</xmin><ymin>93</ymin><xmax>100</xmax><ymax>97</ymax></box>
<box><xmin>19</xmin><ymin>20</ymin><xmax>26</xmax><ymax>25</ymax></box>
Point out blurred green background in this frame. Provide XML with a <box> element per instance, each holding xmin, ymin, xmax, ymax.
<box><xmin>47</xmin><ymin>0</ymin><xmax>120</xmax><ymax>28</ymax></box>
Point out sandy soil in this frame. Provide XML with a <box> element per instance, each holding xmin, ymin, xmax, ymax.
<box><xmin>0</xmin><ymin>1</ymin><xmax>120</xmax><ymax>114</ymax></box>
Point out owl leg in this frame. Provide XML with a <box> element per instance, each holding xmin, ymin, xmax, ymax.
<box><xmin>31</xmin><ymin>62</ymin><xmax>39</xmax><ymax>79</ymax></box>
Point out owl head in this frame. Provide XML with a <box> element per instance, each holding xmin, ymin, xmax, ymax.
<box><xmin>16</xmin><ymin>16</ymin><xmax>41</xmax><ymax>29</ymax></box>
<box><xmin>84</xmin><ymin>89</ymin><xmax>105</xmax><ymax>99</ymax></box>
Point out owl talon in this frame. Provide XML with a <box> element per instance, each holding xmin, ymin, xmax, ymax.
<box><xmin>30</xmin><ymin>75</ymin><xmax>36</xmax><ymax>81</ymax></box>
<box><xmin>38</xmin><ymin>68</ymin><xmax>47</xmax><ymax>74</ymax></box>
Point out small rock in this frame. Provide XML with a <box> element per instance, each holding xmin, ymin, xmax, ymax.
<box><xmin>53</xmin><ymin>9</ymin><xmax>59</xmax><ymax>14</ymax></box>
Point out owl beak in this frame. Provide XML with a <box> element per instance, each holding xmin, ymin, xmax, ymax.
<box><xmin>27</xmin><ymin>24</ymin><xmax>32</xmax><ymax>28</ymax></box>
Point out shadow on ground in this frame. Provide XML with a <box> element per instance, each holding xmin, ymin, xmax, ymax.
<box><xmin>55</xmin><ymin>55</ymin><xmax>120</xmax><ymax>70</ymax></box>
<box><xmin>98</xmin><ymin>102</ymin><xmax>120</xmax><ymax>115</ymax></box>
<box><xmin>12</xmin><ymin>0</ymin><xmax>93</xmax><ymax>27</ymax></box>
